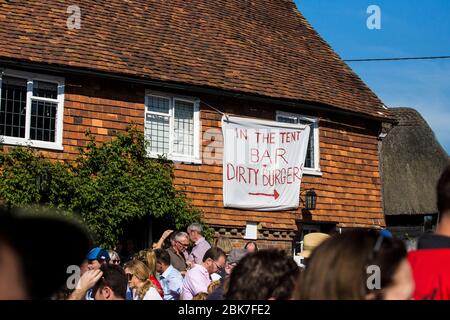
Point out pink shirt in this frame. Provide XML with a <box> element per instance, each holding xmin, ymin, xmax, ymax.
<box><xmin>188</xmin><ymin>237</ymin><xmax>211</xmax><ymax>264</ymax></box>
<box><xmin>181</xmin><ymin>264</ymin><xmax>211</xmax><ymax>300</ymax></box>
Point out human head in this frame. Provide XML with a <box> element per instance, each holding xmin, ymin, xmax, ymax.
<box><xmin>202</xmin><ymin>247</ymin><xmax>226</xmax><ymax>275</ymax></box>
<box><xmin>244</xmin><ymin>241</ymin><xmax>258</xmax><ymax>253</ymax></box>
<box><xmin>225</xmin><ymin>249</ymin><xmax>299</xmax><ymax>300</ymax></box>
<box><xmin>214</xmin><ymin>237</ymin><xmax>233</xmax><ymax>255</ymax></box>
<box><xmin>93</xmin><ymin>264</ymin><xmax>127</xmax><ymax>300</ymax></box>
<box><xmin>187</xmin><ymin>223</ymin><xmax>203</xmax><ymax>242</ymax></box>
<box><xmin>0</xmin><ymin>207</ymin><xmax>91</xmax><ymax>300</ymax></box>
<box><xmin>295</xmin><ymin>229</ymin><xmax>413</xmax><ymax>300</ymax></box>
<box><xmin>437</xmin><ymin>166</ymin><xmax>450</xmax><ymax>218</ymax></box>
<box><xmin>108</xmin><ymin>250</ymin><xmax>121</xmax><ymax>266</ymax></box>
<box><xmin>124</xmin><ymin>260</ymin><xmax>150</xmax><ymax>290</ymax></box>
<box><xmin>154</xmin><ymin>248</ymin><xmax>171</xmax><ymax>273</ymax></box>
<box><xmin>174</xmin><ymin>231</ymin><xmax>190</xmax><ymax>253</ymax></box>
<box><xmin>135</xmin><ymin>249</ymin><xmax>157</xmax><ymax>277</ymax></box>
<box><xmin>192</xmin><ymin>292</ymin><xmax>208</xmax><ymax>300</ymax></box>
<box><xmin>87</xmin><ymin>247</ymin><xmax>110</xmax><ymax>270</ymax></box>
<box><xmin>225</xmin><ymin>249</ymin><xmax>247</xmax><ymax>275</ymax></box>
<box><xmin>299</xmin><ymin>232</ymin><xmax>330</xmax><ymax>259</ymax></box>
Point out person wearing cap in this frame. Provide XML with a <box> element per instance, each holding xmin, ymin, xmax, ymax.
<box><xmin>207</xmin><ymin>249</ymin><xmax>247</xmax><ymax>300</ymax></box>
<box><xmin>0</xmin><ymin>206</ymin><xmax>91</xmax><ymax>300</ymax></box>
<box><xmin>298</xmin><ymin>232</ymin><xmax>330</xmax><ymax>267</ymax></box>
<box><xmin>87</xmin><ymin>247</ymin><xmax>111</xmax><ymax>270</ymax></box>
<box><xmin>68</xmin><ymin>247</ymin><xmax>110</xmax><ymax>300</ymax></box>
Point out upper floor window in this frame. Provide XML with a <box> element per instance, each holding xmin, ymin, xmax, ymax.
<box><xmin>0</xmin><ymin>69</ymin><xmax>64</xmax><ymax>150</ymax></box>
<box><xmin>276</xmin><ymin>111</ymin><xmax>321</xmax><ymax>175</ymax></box>
<box><xmin>144</xmin><ymin>90</ymin><xmax>200</xmax><ymax>163</ymax></box>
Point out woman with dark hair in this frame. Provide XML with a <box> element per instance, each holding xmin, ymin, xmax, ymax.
<box><xmin>243</xmin><ymin>241</ymin><xmax>258</xmax><ymax>253</ymax></box>
<box><xmin>225</xmin><ymin>249</ymin><xmax>299</xmax><ymax>300</ymax></box>
<box><xmin>295</xmin><ymin>229</ymin><xmax>414</xmax><ymax>300</ymax></box>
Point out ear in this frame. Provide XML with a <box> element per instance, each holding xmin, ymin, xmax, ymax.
<box><xmin>103</xmin><ymin>287</ymin><xmax>112</xmax><ymax>300</ymax></box>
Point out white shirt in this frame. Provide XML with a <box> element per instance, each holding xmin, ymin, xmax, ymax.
<box><xmin>133</xmin><ymin>287</ymin><xmax>162</xmax><ymax>300</ymax></box>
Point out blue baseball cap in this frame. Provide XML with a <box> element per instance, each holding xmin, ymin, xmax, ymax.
<box><xmin>87</xmin><ymin>247</ymin><xmax>110</xmax><ymax>262</ymax></box>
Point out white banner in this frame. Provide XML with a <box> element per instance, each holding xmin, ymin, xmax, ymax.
<box><xmin>222</xmin><ymin>115</ymin><xmax>310</xmax><ymax>211</ymax></box>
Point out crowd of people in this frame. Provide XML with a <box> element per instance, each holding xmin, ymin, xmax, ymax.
<box><xmin>1</xmin><ymin>165</ymin><xmax>450</xmax><ymax>300</ymax></box>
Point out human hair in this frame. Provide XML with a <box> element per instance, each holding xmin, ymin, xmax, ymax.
<box><xmin>295</xmin><ymin>229</ymin><xmax>407</xmax><ymax>300</ymax></box>
<box><xmin>174</xmin><ymin>231</ymin><xmax>189</xmax><ymax>242</ymax></box>
<box><xmin>92</xmin><ymin>264</ymin><xmax>127</xmax><ymax>299</ymax></box>
<box><xmin>437</xmin><ymin>166</ymin><xmax>450</xmax><ymax>216</ymax></box>
<box><xmin>208</xmin><ymin>280</ymin><xmax>221</xmax><ymax>294</ymax></box>
<box><xmin>154</xmin><ymin>248</ymin><xmax>171</xmax><ymax>266</ymax></box>
<box><xmin>108</xmin><ymin>250</ymin><xmax>120</xmax><ymax>262</ymax></box>
<box><xmin>192</xmin><ymin>292</ymin><xmax>208</xmax><ymax>300</ymax></box>
<box><xmin>214</xmin><ymin>237</ymin><xmax>233</xmax><ymax>255</ymax></box>
<box><xmin>124</xmin><ymin>259</ymin><xmax>156</xmax><ymax>300</ymax></box>
<box><xmin>187</xmin><ymin>223</ymin><xmax>203</xmax><ymax>235</ymax></box>
<box><xmin>244</xmin><ymin>241</ymin><xmax>258</xmax><ymax>252</ymax></box>
<box><xmin>162</xmin><ymin>231</ymin><xmax>175</xmax><ymax>249</ymax></box>
<box><xmin>202</xmin><ymin>247</ymin><xmax>226</xmax><ymax>263</ymax></box>
<box><xmin>135</xmin><ymin>249</ymin><xmax>157</xmax><ymax>277</ymax></box>
<box><xmin>225</xmin><ymin>249</ymin><xmax>299</xmax><ymax>300</ymax></box>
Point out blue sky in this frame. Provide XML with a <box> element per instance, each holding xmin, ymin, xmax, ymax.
<box><xmin>294</xmin><ymin>0</ymin><xmax>450</xmax><ymax>154</ymax></box>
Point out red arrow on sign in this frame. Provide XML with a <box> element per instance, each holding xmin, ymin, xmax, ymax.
<box><xmin>248</xmin><ymin>189</ymin><xmax>280</xmax><ymax>200</ymax></box>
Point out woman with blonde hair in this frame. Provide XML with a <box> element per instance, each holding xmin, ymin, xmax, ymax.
<box><xmin>214</xmin><ymin>237</ymin><xmax>233</xmax><ymax>255</ymax></box>
<box><xmin>135</xmin><ymin>249</ymin><xmax>164</xmax><ymax>298</ymax></box>
<box><xmin>124</xmin><ymin>260</ymin><xmax>162</xmax><ymax>300</ymax></box>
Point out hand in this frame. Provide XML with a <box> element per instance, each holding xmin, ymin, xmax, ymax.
<box><xmin>76</xmin><ymin>269</ymin><xmax>103</xmax><ymax>292</ymax></box>
<box><xmin>162</xmin><ymin>229</ymin><xmax>174</xmax><ymax>239</ymax></box>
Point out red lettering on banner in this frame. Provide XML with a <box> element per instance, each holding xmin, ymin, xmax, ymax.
<box><xmin>235</xmin><ymin>128</ymin><xmax>248</xmax><ymax>140</ymax></box>
<box><xmin>249</xmin><ymin>148</ymin><xmax>288</xmax><ymax>165</ymax></box>
<box><xmin>255</xmin><ymin>132</ymin><xmax>275</xmax><ymax>144</ymax></box>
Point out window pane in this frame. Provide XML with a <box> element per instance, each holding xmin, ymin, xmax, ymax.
<box><xmin>145</xmin><ymin>114</ymin><xmax>169</xmax><ymax>154</ymax></box>
<box><xmin>30</xmin><ymin>100</ymin><xmax>57</xmax><ymax>142</ymax></box>
<box><xmin>33</xmin><ymin>81</ymin><xmax>57</xmax><ymax>99</ymax></box>
<box><xmin>278</xmin><ymin>115</ymin><xmax>315</xmax><ymax>169</ymax></box>
<box><xmin>147</xmin><ymin>96</ymin><xmax>170</xmax><ymax>114</ymax></box>
<box><xmin>0</xmin><ymin>76</ymin><xmax>27</xmax><ymax>138</ymax></box>
<box><xmin>298</xmin><ymin>120</ymin><xmax>314</xmax><ymax>169</ymax></box>
<box><xmin>173</xmin><ymin>100</ymin><xmax>194</xmax><ymax>156</ymax></box>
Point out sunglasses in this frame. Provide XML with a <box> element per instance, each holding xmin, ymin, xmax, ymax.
<box><xmin>111</xmin><ymin>259</ymin><xmax>121</xmax><ymax>265</ymax></box>
<box><xmin>126</xmin><ymin>273</ymin><xmax>134</xmax><ymax>281</ymax></box>
<box><xmin>177</xmin><ymin>241</ymin><xmax>189</xmax><ymax>248</ymax></box>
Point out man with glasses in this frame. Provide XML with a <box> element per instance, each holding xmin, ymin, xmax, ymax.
<box><xmin>167</xmin><ymin>232</ymin><xmax>189</xmax><ymax>275</ymax></box>
<box><xmin>181</xmin><ymin>247</ymin><xmax>226</xmax><ymax>300</ymax></box>
<box><xmin>187</xmin><ymin>223</ymin><xmax>211</xmax><ymax>265</ymax></box>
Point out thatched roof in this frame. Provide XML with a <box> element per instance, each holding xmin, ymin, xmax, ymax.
<box><xmin>381</xmin><ymin>108</ymin><xmax>450</xmax><ymax>216</ymax></box>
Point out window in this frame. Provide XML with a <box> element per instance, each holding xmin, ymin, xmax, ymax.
<box><xmin>144</xmin><ymin>91</ymin><xmax>200</xmax><ymax>163</ymax></box>
<box><xmin>276</xmin><ymin>111</ymin><xmax>321</xmax><ymax>175</ymax></box>
<box><xmin>0</xmin><ymin>69</ymin><xmax>64</xmax><ymax>150</ymax></box>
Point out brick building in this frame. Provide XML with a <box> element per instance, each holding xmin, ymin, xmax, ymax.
<box><xmin>0</xmin><ymin>1</ymin><xmax>392</xmax><ymax>251</ymax></box>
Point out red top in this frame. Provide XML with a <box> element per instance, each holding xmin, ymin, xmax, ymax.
<box><xmin>149</xmin><ymin>275</ymin><xmax>164</xmax><ymax>298</ymax></box>
<box><xmin>408</xmin><ymin>248</ymin><xmax>450</xmax><ymax>300</ymax></box>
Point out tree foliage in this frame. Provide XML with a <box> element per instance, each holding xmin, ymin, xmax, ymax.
<box><xmin>0</xmin><ymin>127</ymin><xmax>209</xmax><ymax>247</ymax></box>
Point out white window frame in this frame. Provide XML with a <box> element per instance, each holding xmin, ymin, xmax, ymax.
<box><xmin>0</xmin><ymin>69</ymin><xmax>64</xmax><ymax>151</ymax></box>
<box><xmin>276</xmin><ymin>110</ymin><xmax>321</xmax><ymax>176</ymax></box>
<box><xmin>144</xmin><ymin>90</ymin><xmax>201</xmax><ymax>164</ymax></box>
